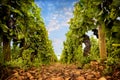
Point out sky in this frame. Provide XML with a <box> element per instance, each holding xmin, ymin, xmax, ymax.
<box><xmin>35</xmin><ymin>0</ymin><xmax>79</xmax><ymax>58</ymax></box>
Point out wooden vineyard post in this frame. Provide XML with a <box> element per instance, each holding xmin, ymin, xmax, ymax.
<box><xmin>98</xmin><ymin>24</ymin><xmax>107</xmax><ymax>61</ymax></box>
<box><xmin>3</xmin><ymin>35</ymin><xmax>11</xmax><ymax>62</ymax></box>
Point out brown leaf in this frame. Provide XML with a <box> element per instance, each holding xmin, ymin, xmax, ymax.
<box><xmin>65</xmin><ymin>77</ymin><xmax>71</xmax><ymax>80</ymax></box>
<box><xmin>76</xmin><ymin>76</ymin><xmax>85</xmax><ymax>80</ymax></box>
<box><xmin>98</xmin><ymin>77</ymin><xmax>107</xmax><ymax>80</ymax></box>
<box><xmin>99</xmin><ymin>66</ymin><xmax>104</xmax><ymax>71</ymax></box>
<box><xmin>106</xmin><ymin>76</ymin><xmax>111</xmax><ymax>79</ymax></box>
<box><xmin>26</xmin><ymin>72</ymin><xmax>32</xmax><ymax>77</ymax></box>
<box><xmin>91</xmin><ymin>71</ymin><xmax>101</xmax><ymax>78</ymax></box>
<box><xmin>86</xmin><ymin>74</ymin><xmax>95</xmax><ymax>79</ymax></box>
<box><xmin>13</xmin><ymin>72</ymin><xmax>19</xmax><ymax>77</ymax></box>
<box><xmin>74</xmin><ymin>70</ymin><xmax>81</xmax><ymax>75</ymax></box>
<box><xmin>51</xmin><ymin>77</ymin><xmax>64</xmax><ymax>80</ymax></box>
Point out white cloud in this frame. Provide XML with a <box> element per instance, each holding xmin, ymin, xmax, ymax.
<box><xmin>52</xmin><ymin>38</ymin><xmax>65</xmax><ymax>54</ymax></box>
<box><xmin>47</xmin><ymin>3</ymin><xmax>55</xmax><ymax>11</ymax></box>
<box><xmin>72</xmin><ymin>1</ymin><xmax>77</xmax><ymax>6</ymax></box>
<box><xmin>35</xmin><ymin>0</ymin><xmax>78</xmax><ymax>58</ymax></box>
<box><xmin>60</xmin><ymin>7</ymin><xmax>73</xmax><ymax>27</ymax></box>
<box><xmin>53</xmin><ymin>38</ymin><xmax>63</xmax><ymax>46</ymax></box>
<box><xmin>46</xmin><ymin>18</ymin><xmax>60</xmax><ymax>32</ymax></box>
<box><xmin>52</xmin><ymin>14</ymin><xmax>58</xmax><ymax>19</ymax></box>
<box><xmin>46</xmin><ymin>7</ymin><xmax>73</xmax><ymax>34</ymax></box>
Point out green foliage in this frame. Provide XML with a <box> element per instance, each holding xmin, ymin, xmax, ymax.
<box><xmin>11</xmin><ymin>45</ymin><xmax>21</xmax><ymax>59</ymax></box>
<box><xmin>60</xmin><ymin>1</ymin><xmax>120</xmax><ymax>76</ymax></box>
<box><xmin>60</xmin><ymin>31</ymin><xmax>83</xmax><ymax>64</ymax></box>
<box><xmin>103</xmin><ymin>57</ymin><xmax>120</xmax><ymax>75</ymax></box>
<box><xmin>106</xmin><ymin>37</ymin><xmax>120</xmax><ymax>66</ymax></box>
<box><xmin>76</xmin><ymin>36</ymin><xmax>100</xmax><ymax>66</ymax></box>
<box><xmin>5</xmin><ymin>57</ymin><xmax>32</xmax><ymax>69</ymax></box>
<box><xmin>0</xmin><ymin>0</ymin><xmax>57</xmax><ymax>68</ymax></box>
<box><xmin>106</xmin><ymin>37</ymin><xmax>120</xmax><ymax>58</ymax></box>
<box><xmin>60</xmin><ymin>1</ymin><xmax>93</xmax><ymax>64</ymax></box>
<box><xmin>89</xmin><ymin>36</ymin><xmax>99</xmax><ymax>60</ymax></box>
<box><xmin>60</xmin><ymin>0</ymin><xmax>99</xmax><ymax>64</ymax></box>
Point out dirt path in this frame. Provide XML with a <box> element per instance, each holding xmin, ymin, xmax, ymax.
<box><xmin>0</xmin><ymin>62</ymin><xmax>119</xmax><ymax>80</ymax></box>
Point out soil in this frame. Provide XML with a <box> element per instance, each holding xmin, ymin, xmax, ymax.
<box><xmin>0</xmin><ymin>61</ymin><xmax>120</xmax><ymax>80</ymax></box>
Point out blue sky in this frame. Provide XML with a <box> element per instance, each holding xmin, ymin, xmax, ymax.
<box><xmin>35</xmin><ymin>0</ymin><xmax>79</xmax><ymax>58</ymax></box>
